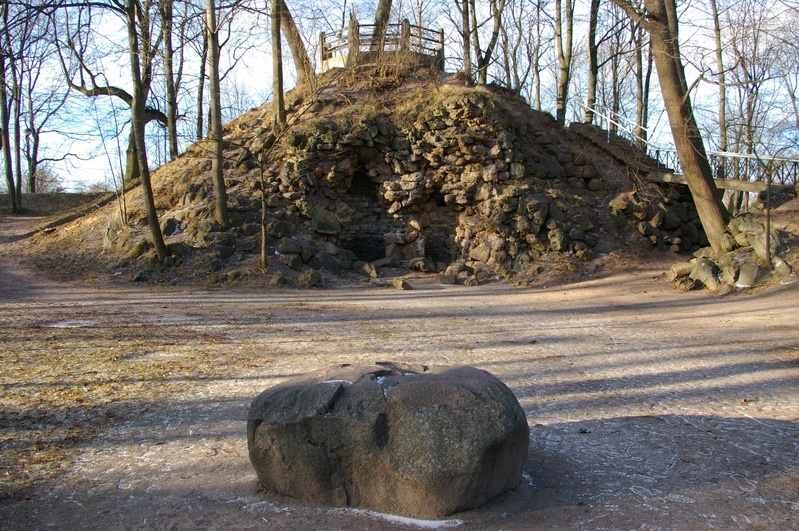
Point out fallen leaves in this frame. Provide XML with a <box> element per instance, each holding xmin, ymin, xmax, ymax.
<box><xmin>0</xmin><ymin>324</ymin><xmax>231</xmax><ymax>500</ymax></box>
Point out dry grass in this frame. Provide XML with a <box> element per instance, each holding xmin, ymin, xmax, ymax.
<box><xmin>0</xmin><ymin>322</ymin><xmax>255</xmax><ymax>500</ymax></box>
<box><xmin>0</xmin><ymin>194</ymin><xmax>107</xmax><ymax>218</ymax></box>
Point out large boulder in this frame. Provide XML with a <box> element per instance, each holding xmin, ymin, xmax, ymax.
<box><xmin>247</xmin><ymin>363</ymin><xmax>529</xmax><ymax>518</ymax></box>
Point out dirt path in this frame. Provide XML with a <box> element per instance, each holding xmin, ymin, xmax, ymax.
<box><xmin>1</xmin><ymin>216</ymin><xmax>798</xmax><ymax>530</ymax></box>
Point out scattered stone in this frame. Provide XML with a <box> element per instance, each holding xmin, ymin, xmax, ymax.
<box><xmin>736</xmin><ymin>263</ymin><xmax>761</xmax><ymax>288</ymax></box>
<box><xmin>309</xmin><ymin>253</ymin><xmax>342</xmax><ymax>274</ymax></box>
<box><xmin>161</xmin><ymin>218</ymin><xmax>180</xmax><ymax>237</ymax></box>
<box><xmin>166</xmin><ymin>242</ymin><xmax>192</xmax><ymax>257</ymax></box>
<box><xmin>269</xmin><ymin>272</ymin><xmax>290</xmax><ymax>287</ymax></box>
<box><xmin>129</xmin><ymin>240</ymin><xmax>151</xmax><ymax>259</ymax></box>
<box><xmin>371</xmin><ymin>257</ymin><xmax>395</xmax><ymax>268</ymax></box>
<box><xmin>666</xmin><ymin>261</ymin><xmax>694</xmax><ymax>282</ymax></box>
<box><xmin>296</xmin><ymin>269</ymin><xmax>323</xmax><ymax>288</ymax></box>
<box><xmin>354</xmin><ymin>261</ymin><xmax>379</xmax><ymax>278</ymax></box>
<box><xmin>772</xmin><ymin>256</ymin><xmax>793</xmax><ymax>277</ymax></box>
<box><xmin>208</xmin><ymin>243</ymin><xmax>234</xmax><ymax>260</ymax></box>
<box><xmin>675</xmin><ymin>276</ymin><xmax>699</xmax><ymax>291</ymax></box>
<box><xmin>689</xmin><ymin>257</ymin><xmax>720</xmax><ymax>291</ymax></box>
<box><xmin>247</xmin><ymin>363</ymin><xmax>529</xmax><ymax>518</ymax></box>
<box><xmin>391</xmin><ymin>278</ymin><xmax>413</xmax><ymax>290</ymax></box>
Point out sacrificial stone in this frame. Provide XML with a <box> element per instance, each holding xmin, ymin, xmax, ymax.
<box><xmin>247</xmin><ymin>363</ymin><xmax>529</xmax><ymax>518</ymax></box>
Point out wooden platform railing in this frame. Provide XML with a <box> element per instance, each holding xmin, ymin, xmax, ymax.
<box><xmin>320</xmin><ymin>18</ymin><xmax>444</xmax><ymax>72</ymax></box>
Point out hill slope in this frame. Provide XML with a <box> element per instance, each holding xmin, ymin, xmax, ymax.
<box><xmin>17</xmin><ymin>66</ymin><xmax>726</xmax><ymax>287</ymax></box>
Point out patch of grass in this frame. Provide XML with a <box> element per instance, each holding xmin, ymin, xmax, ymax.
<box><xmin>0</xmin><ymin>193</ymin><xmax>107</xmax><ymax>217</ymax></box>
<box><xmin>0</xmin><ymin>325</ymin><xmax>233</xmax><ymax>500</ymax></box>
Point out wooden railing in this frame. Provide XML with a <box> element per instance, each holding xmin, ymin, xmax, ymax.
<box><xmin>652</xmin><ymin>149</ymin><xmax>799</xmax><ymax>188</ymax></box>
<box><xmin>320</xmin><ymin>18</ymin><xmax>445</xmax><ymax>72</ymax></box>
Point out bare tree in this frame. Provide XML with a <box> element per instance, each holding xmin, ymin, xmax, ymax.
<box><xmin>271</xmin><ymin>0</ymin><xmax>285</xmax><ymax>127</ymax></box>
<box><xmin>0</xmin><ymin>0</ymin><xmax>17</xmax><ymax>212</ymax></box>
<box><xmin>554</xmin><ymin>0</ymin><xmax>574</xmax><ymax>124</ymax></box>
<box><xmin>613</xmin><ymin>0</ymin><xmax>730</xmax><ymax>254</ymax></box>
<box><xmin>584</xmin><ymin>0</ymin><xmax>630</xmax><ymax>125</ymax></box>
<box><xmin>159</xmin><ymin>0</ymin><xmax>182</xmax><ymax>161</ymax></box>
<box><xmin>191</xmin><ymin>15</ymin><xmax>208</xmax><ymax>142</ymax></box>
<box><xmin>276</xmin><ymin>0</ymin><xmax>313</xmax><ymax>87</ymax></box>
<box><xmin>584</xmin><ymin>0</ymin><xmax>600</xmax><ymax>123</ymax></box>
<box><xmin>205</xmin><ymin>0</ymin><xmax>231</xmax><ymax>228</ymax></box>
<box><xmin>459</xmin><ymin>0</ymin><xmax>472</xmax><ymax>77</ymax></box>
<box><xmin>124</xmin><ymin>0</ymin><xmax>169</xmax><ymax>259</ymax></box>
<box><xmin>454</xmin><ymin>0</ymin><xmax>506</xmax><ymax>85</ymax></box>
<box><xmin>55</xmin><ymin>4</ymin><xmax>168</xmax><ymax>184</ymax></box>
<box><xmin>633</xmin><ymin>22</ymin><xmax>652</xmax><ymax>147</ymax></box>
<box><xmin>13</xmin><ymin>9</ymin><xmax>71</xmax><ymax>193</ymax></box>
<box><xmin>371</xmin><ymin>0</ymin><xmax>392</xmax><ymax>51</ymax></box>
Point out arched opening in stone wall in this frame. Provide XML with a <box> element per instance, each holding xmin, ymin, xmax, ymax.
<box><xmin>424</xmin><ymin>191</ymin><xmax>459</xmax><ymax>263</ymax></box>
<box><xmin>340</xmin><ymin>167</ymin><xmax>390</xmax><ymax>262</ymax></box>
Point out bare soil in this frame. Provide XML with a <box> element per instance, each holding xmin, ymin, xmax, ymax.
<box><xmin>1</xmin><ymin>214</ymin><xmax>798</xmax><ymax>530</ymax></box>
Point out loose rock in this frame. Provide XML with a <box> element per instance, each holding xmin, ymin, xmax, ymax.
<box><xmin>247</xmin><ymin>363</ymin><xmax>529</xmax><ymax>518</ymax></box>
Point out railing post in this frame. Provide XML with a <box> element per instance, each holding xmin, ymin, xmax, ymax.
<box><xmin>400</xmin><ymin>19</ymin><xmax>411</xmax><ymax>51</ymax></box>
<box><xmin>319</xmin><ymin>32</ymin><xmax>327</xmax><ymax>64</ymax></box>
<box><xmin>436</xmin><ymin>28</ymin><xmax>445</xmax><ymax>71</ymax></box>
<box><xmin>348</xmin><ymin>13</ymin><xmax>360</xmax><ymax>67</ymax></box>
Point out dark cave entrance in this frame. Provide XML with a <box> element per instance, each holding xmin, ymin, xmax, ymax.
<box><xmin>341</xmin><ymin>168</ymin><xmax>390</xmax><ymax>262</ymax></box>
<box><xmin>424</xmin><ymin>191</ymin><xmax>459</xmax><ymax>263</ymax></box>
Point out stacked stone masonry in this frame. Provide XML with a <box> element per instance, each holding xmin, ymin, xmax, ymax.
<box><xmin>138</xmin><ymin>76</ymin><xmax>707</xmax><ymax>283</ymax></box>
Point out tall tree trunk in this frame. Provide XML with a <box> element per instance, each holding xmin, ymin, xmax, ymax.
<box><xmin>617</xmin><ymin>0</ymin><xmax>730</xmax><ymax>253</ymax></box>
<box><xmin>0</xmin><ymin>66</ymin><xmax>16</xmax><ymax>211</ymax></box>
<box><xmin>205</xmin><ymin>0</ymin><xmax>230</xmax><ymax>228</ymax></box>
<box><xmin>160</xmin><ymin>0</ymin><xmax>179</xmax><ymax>161</ymax></box>
<box><xmin>634</xmin><ymin>25</ymin><xmax>651</xmax><ymax>148</ymax></box>
<box><xmin>124</xmin><ymin>131</ymin><xmax>141</xmax><ymax>183</ymax></box>
<box><xmin>711</xmin><ymin>0</ymin><xmax>727</xmax><ymax>164</ymax></box>
<box><xmin>12</xmin><ymin>61</ymin><xmax>22</xmax><ymax>203</ymax></box>
<box><xmin>533</xmin><ymin>0</ymin><xmax>543</xmax><ymax>108</ymax></box>
<box><xmin>460</xmin><ymin>0</ymin><xmax>472</xmax><ymax>78</ymax></box>
<box><xmin>126</xmin><ymin>0</ymin><xmax>168</xmax><ymax>260</ymax></box>
<box><xmin>271</xmin><ymin>0</ymin><xmax>285</xmax><ymax>127</ymax></box>
<box><xmin>0</xmin><ymin>0</ymin><xmax>16</xmax><ymax>212</ymax></box>
<box><xmin>276</xmin><ymin>0</ymin><xmax>313</xmax><ymax>87</ymax></box>
<box><xmin>585</xmin><ymin>0</ymin><xmax>600</xmax><ymax>123</ymax></box>
<box><xmin>555</xmin><ymin>0</ymin><xmax>574</xmax><ymax>124</ymax></box>
<box><xmin>474</xmin><ymin>0</ymin><xmax>505</xmax><ymax>85</ymax></box>
<box><xmin>371</xmin><ymin>0</ymin><xmax>392</xmax><ymax>51</ymax></box>
<box><xmin>196</xmin><ymin>35</ymin><xmax>207</xmax><ymax>141</ymax></box>
<box><xmin>25</xmin><ymin>89</ymin><xmax>39</xmax><ymax>192</ymax></box>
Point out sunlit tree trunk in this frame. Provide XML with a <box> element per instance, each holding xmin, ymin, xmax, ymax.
<box><xmin>160</xmin><ymin>0</ymin><xmax>179</xmax><ymax>161</ymax></box>
<box><xmin>371</xmin><ymin>0</ymin><xmax>392</xmax><ymax>51</ymax></box>
<box><xmin>614</xmin><ymin>0</ymin><xmax>730</xmax><ymax>253</ymax></box>
<box><xmin>555</xmin><ymin>0</ymin><xmax>574</xmax><ymax>124</ymax></box>
<box><xmin>271</xmin><ymin>0</ymin><xmax>285</xmax><ymax>127</ymax></box>
<box><xmin>205</xmin><ymin>0</ymin><xmax>230</xmax><ymax>228</ymax></box>
<box><xmin>585</xmin><ymin>0</ymin><xmax>600</xmax><ymax>123</ymax></box>
<box><xmin>276</xmin><ymin>0</ymin><xmax>313</xmax><ymax>87</ymax></box>
<box><xmin>1</xmin><ymin>66</ymin><xmax>16</xmax><ymax>212</ymax></box>
<box><xmin>196</xmin><ymin>34</ymin><xmax>207</xmax><ymax>142</ymax></box>
<box><xmin>460</xmin><ymin>0</ymin><xmax>472</xmax><ymax>78</ymax></box>
<box><xmin>126</xmin><ymin>0</ymin><xmax>168</xmax><ymax>259</ymax></box>
<box><xmin>634</xmin><ymin>25</ymin><xmax>652</xmax><ymax>148</ymax></box>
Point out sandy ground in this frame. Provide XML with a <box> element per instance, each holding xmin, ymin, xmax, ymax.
<box><xmin>1</xmin><ymin>215</ymin><xmax>798</xmax><ymax>530</ymax></box>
